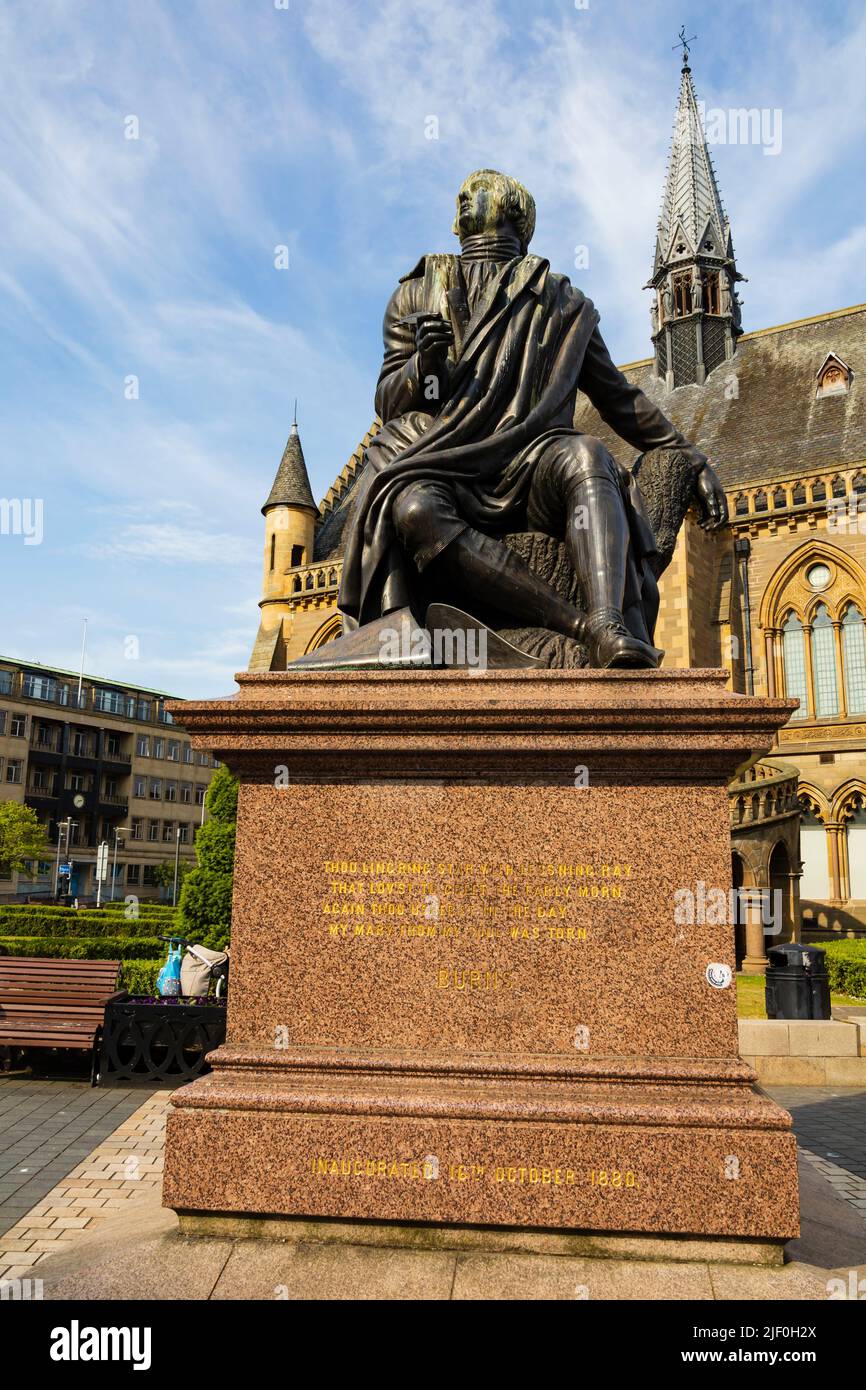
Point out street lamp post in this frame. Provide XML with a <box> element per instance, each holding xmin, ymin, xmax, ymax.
<box><xmin>110</xmin><ymin>828</ymin><xmax>127</xmax><ymax>902</ymax></box>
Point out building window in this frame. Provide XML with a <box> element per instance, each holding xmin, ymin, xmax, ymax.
<box><xmin>183</xmin><ymin>744</ymin><xmax>193</xmax><ymax>764</ymax></box>
<box><xmin>672</xmin><ymin>271</ymin><xmax>693</xmax><ymax>317</ymax></box>
<box><xmin>782</xmin><ymin>612</ymin><xmax>809</xmax><ymax>719</ymax></box>
<box><xmin>702</xmin><ymin>271</ymin><xmax>720</xmax><ymax>314</ymax></box>
<box><xmin>195</xmin><ymin>785</ymin><xmax>206</xmax><ymax>806</ymax></box>
<box><xmin>131</xmin><ymin>818</ymin><xmax>142</xmax><ymax>840</ymax></box>
<box><xmin>0</xmin><ymin>712</ymin><xmax>5</xmax><ymax>735</ymax></box>
<box><xmin>197</xmin><ymin>751</ymin><xmax>209</xmax><ymax>767</ymax></box>
<box><xmin>134</xmin><ymin>776</ymin><xmax>146</xmax><ymax>798</ymax></box>
<box><xmin>10</xmin><ymin>714</ymin><xmax>27</xmax><ymax>737</ymax></box>
<box><xmin>143</xmin><ymin>865</ymin><xmax>159</xmax><ymax>886</ymax></box>
<box><xmin>842</xmin><ymin>605</ymin><xmax>866</xmax><ymax>714</ymax></box>
<box><xmin>270</xmin><ymin>533</ymin><xmax>276</xmax><ymax>571</ymax></box>
<box><xmin>149</xmin><ymin>779</ymin><xmax>162</xmax><ymax>799</ymax></box>
<box><xmin>291</xmin><ymin>544</ymin><xmax>304</xmax><ymax>567</ymax></box>
<box><xmin>137</xmin><ymin>735</ymin><xmax>150</xmax><ymax>758</ymax></box>
<box><xmin>165</xmin><ymin>781</ymin><xmax>177</xmax><ymax>802</ymax></box>
<box><xmin>167</xmin><ymin>740</ymin><xmax>180</xmax><ymax>762</ymax></box>
<box><xmin>178</xmin><ymin>823</ymin><xmax>189</xmax><ymax>844</ymax></box>
<box><xmin>126</xmin><ymin>863</ymin><xmax>140</xmax><ymax>885</ymax></box>
<box><xmin>154</xmin><ymin>738</ymin><xmax>165</xmax><ymax>759</ymax></box>
<box><xmin>180</xmin><ymin>782</ymin><xmax>192</xmax><ymax>803</ymax></box>
<box><xmin>6</xmin><ymin>760</ymin><xmax>23</xmax><ymax>784</ymax></box>
<box><xmin>148</xmin><ymin>821</ymin><xmax>159</xmax><ymax>842</ymax></box>
<box><xmin>163</xmin><ymin>821</ymin><xmax>174</xmax><ymax>842</ymax></box>
<box><xmin>811</xmin><ymin>605</ymin><xmax>839</xmax><ymax>718</ymax></box>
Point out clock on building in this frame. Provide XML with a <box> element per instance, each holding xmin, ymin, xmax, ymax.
<box><xmin>72</xmin><ymin>793</ymin><xmax>86</xmax><ymax>809</ymax></box>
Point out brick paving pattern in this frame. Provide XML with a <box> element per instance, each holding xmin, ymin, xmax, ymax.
<box><xmin>0</xmin><ymin>1081</ymin><xmax>169</xmax><ymax>1283</ymax></box>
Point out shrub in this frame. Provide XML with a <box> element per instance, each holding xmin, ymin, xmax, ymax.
<box><xmin>0</xmin><ymin>910</ymin><xmax>170</xmax><ymax>938</ymax></box>
<box><xmin>119</xmin><ymin>960</ymin><xmax>163</xmax><ymax>995</ymax></box>
<box><xmin>824</xmin><ymin>940</ymin><xmax>866</xmax><ymax>999</ymax></box>
<box><xmin>178</xmin><ymin>765</ymin><xmax>237</xmax><ymax>949</ymax></box>
<box><xmin>0</xmin><ymin>936</ymin><xmax>164</xmax><ymax>961</ymax></box>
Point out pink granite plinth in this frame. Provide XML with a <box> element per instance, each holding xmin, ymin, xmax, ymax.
<box><xmin>163</xmin><ymin>669</ymin><xmax>800</xmax><ymax>1242</ymax></box>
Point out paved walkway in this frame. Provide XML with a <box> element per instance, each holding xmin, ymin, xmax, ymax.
<box><xmin>766</xmin><ymin>1085</ymin><xmax>866</xmax><ymax>1217</ymax></box>
<box><xmin>0</xmin><ymin>1079</ymin><xmax>156</xmax><ymax>1242</ymax></box>
<box><xmin>1</xmin><ymin>1081</ymin><xmax>865</xmax><ymax>1298</ymax></box>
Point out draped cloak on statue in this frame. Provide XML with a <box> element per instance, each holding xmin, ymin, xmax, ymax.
<box><xmin>338</xmin><ymin>252</ymin><xmax>694</xmax><ymax>631</ymax></box>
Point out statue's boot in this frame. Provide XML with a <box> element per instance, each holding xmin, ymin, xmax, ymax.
<box><xmin>434</xmin><ymin>529</ymin><xmax>587</xmax><ymax>644</ymax></box>
<box><xmin>566</xmin><ymin>474</ymin><xmax>663</xmax><ymax>670</ymax></box>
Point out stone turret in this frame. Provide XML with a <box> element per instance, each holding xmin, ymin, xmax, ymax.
<box><xmin>250</xmin><ymin>413</ymin><xmax>320</xmax><ymax>670</ymax></box>
<box><xmin>648</xmin><ymin>54</ymin><xmax>745</xmax><ymax>388</ymax></box>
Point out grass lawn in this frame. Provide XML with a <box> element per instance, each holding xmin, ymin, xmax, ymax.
<box><xmin>736</xmin><ymin>972</ymin><xmax>865</xmax><ymax>1019</ymax></box>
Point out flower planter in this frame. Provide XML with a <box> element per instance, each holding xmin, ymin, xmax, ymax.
<box><xmin>95</xmin><ymin>994</ymin><xmax>227</xmax><ymax>1086</ymax></box>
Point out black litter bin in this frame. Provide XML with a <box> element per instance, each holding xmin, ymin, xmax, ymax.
<box><xmin>765</xmin><ymin>943</ymin><xmax>831</xmax><ymax>1020</ymax></box>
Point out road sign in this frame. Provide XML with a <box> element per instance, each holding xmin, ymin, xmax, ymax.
<box><xmin>59</xmin><ymin>863</ymin><xmax>71</xmax><ymax>877</ymax></box>
<box><xmin>96</xmin><ymin>842</ymin><xmax>109</xmax><ymax>882</ymax></box>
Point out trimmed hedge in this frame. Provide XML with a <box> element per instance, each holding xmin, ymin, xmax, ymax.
<box><xmin>0</xmin><ymin>907</ymin><xmax>177</xmax><ymax>937</ymax></box>
<box><xmin>0</xmin><ymin>937</ymin><xmax>164</xmax><ymax>961</ymax></box>
<box><xmin>0</xmin><ymin>916</ymin><xmax>169</xmax><ymax>939</ymax></box>
<box><xmin>824</xmin><ymin>940</ymin><xmax>866</xmax><ymax>999</ymax></box>
<box><xmin>119</xmin><ymin>960</ymin><xmax>162</xmax><ymax>995</ymax></box>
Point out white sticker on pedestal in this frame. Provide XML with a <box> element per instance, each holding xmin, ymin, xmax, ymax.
<box><xmin>706</xmin><ymin>963</ymin><xmax>733</xmax><ymax>989</ymax></box>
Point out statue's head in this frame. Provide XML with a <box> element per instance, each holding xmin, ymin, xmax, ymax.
<box><xmin>452</xmin><ymin>169</ymin><xmax>536</xmax><ymax>252</ymax></box>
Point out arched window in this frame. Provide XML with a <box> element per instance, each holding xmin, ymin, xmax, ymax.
<box><xmin>782</xmin><ymin>612</ymin><xmax>808</xmax><ymax>718</ymax></box>
<box><xmin>754</xmin><ymin>489</ymin><xmax>768</xmax><ymax>512</ymax></box>
<box><xmin>799</xmin><ymin>807</ymin><xmax>830</xmax><ymax>900</ymax></box>
<box><xmin>811</xmin><ymin>479</ymin><xmax>826</xmax><ymax>503</ymax></box>
<box><xmin>842</xmin><ymin>605</ymin><xmax>866</xmax><ymax>714</ymax></box>
<box><xmin>735</xmin><ymin>493</ymin><xmax>749</xmax><ymax>516</ymax></box>
<box><xmin>269</xmin><ymin>533</ymin><xmax>276</xmax><ymax>572</ymax></box>
<box><xmin>772</xmin><ymin>487</ymin><xmax>787</xmax><ymax>510</ymax></box>
<box><xmin>811</xmin><ymin>604</ymin><xmax>838</xmax><ymax>717</ymax></box>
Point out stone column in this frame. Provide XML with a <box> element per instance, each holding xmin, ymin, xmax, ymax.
<box><xmin>803</xmin><ymin>624</ymin><xmax>816</xmax><ymax>718</ymax></box>
<box><xmin>741</xmin><ymin>881</ymin><xmax>770</xmax><ymax>975</ymax></box>
<box><xmin>764</xmin><ymin>630</ymin><xmax>776</xmax><ymax>697</ymax></box>
<box><xmin>833</xmin><ymin>621</ymin><xmax>847</xmax><ymax>717</ymax></box>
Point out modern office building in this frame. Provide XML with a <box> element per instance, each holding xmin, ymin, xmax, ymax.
<box><xmin>0</xmin><ymin>656</ymin><xmax>219</xmax><ymax>902</ymax></box>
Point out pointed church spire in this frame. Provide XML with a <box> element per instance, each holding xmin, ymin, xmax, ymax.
<box><xmin>262</xmin><ymin>407</ymin><xmax>318</xmax><ymax>514</ymax></box>
<box><xmin>648</xmin><ymin>44</ymin><xmax>745</xmax><ymax>388</ymax></box>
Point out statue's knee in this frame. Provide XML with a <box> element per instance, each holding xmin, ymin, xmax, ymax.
<box><xmin>392</xmin><ymin>485</ymin><xmax>438</xmax><ymax>550</ymax></box>
<box><xmin>562</xmin><ymin>435</ymin><xmax>616</xmax><ymax>482</ymax></box>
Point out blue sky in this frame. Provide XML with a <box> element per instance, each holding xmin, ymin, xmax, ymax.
<box><xmin>2</xmin><ymin>0</ymin><xmax>864</xmax><ymax>696</ymax></box>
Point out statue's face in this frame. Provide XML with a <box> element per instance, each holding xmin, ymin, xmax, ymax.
<box><xmin>455</xmin><ymin>172</ymin><xmax>506</xmax><ymax>238</ymax></box>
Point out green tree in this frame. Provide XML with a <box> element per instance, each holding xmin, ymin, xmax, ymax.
<box><xmin>0</xmin><ymin>803</ymin><xmax>50</xmax><ymax>876</ymax></box>
<box><xmin>177</xmin><ymin>765</ymin><xmax>237</xmax><ymax>950</ymax></box>
<box><xmin>151</xmin><ymin>857</ymin><xmax>193</xmax><ymax>894</ymax></box>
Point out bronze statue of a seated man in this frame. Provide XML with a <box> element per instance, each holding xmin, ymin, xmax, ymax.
<box><xmin>328</xmin><ymin>169</ymin><xmax>728</xmax><ymax>669</ymax></box>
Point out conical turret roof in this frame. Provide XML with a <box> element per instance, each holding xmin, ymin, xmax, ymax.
<box><xmin>262</xmin><ymin>421</ymin><xmax>317</xmax><ymax>514</ymax></box>
<box><xmin>655</xmin><ymin>62</ymin><xmax>730</xmax><ymax>269</ymax></box>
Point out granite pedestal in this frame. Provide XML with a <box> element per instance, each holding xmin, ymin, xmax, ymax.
<box><xmin>163</xmin><ymin>668</ymin><xmax>800</xmax><ymax>1251</ymax></box>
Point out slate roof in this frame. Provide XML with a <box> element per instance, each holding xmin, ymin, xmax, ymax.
<box><xmin>573</xmin><ymin>304</ymin><xmax>866</xmax><ymax>489</ymax></box>
<box><xmin>262</xmin><ymin>423</ymin><xmax>317</xmax><ymax>513</ymax></box>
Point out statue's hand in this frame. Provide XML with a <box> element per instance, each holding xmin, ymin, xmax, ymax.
<box><xmin>414</xmin><ymin>313</ymin><xmax>454</xmax><ymax>375</ymax></box>
<box><xmin>694</xmin><ymin>461</ymin><xmax>729</xmax><ymax>531</ymax></box>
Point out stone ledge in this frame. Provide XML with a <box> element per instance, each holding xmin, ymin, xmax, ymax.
<box><xmin>738</xmin><ymin>1018</ymin><xmax>860</xmax><ymax>1058</ymax></box>
<box><xmin>175</xmin><ymin>1210</ymin><xmax>785</xmax><ymax>1266</ymax></box>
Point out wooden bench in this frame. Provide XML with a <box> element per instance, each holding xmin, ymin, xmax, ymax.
<box><xmin>0</xmin><ymin>957</ymin><xmax>123</xmax><ymax>1055</ymax></box>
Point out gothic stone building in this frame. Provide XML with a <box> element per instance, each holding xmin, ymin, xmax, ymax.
<box><xmin>250</xmin><ymin>61</ymin><xmax>866</xmax><ymax>966</ymax></box>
